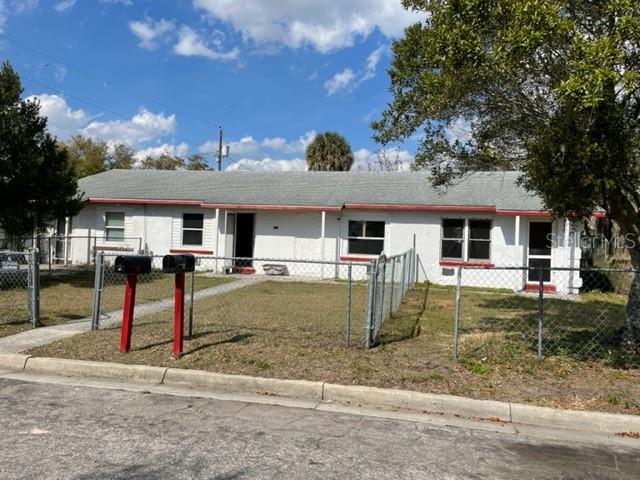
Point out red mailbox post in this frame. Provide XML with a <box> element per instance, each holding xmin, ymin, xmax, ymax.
<box><xmin>172</xmin><ymin>272</ymin><xmax>185</xmax><ymax>358</ymax></box>
<box><xmin>114</xmin><ymin>256</ymin><xmax>152</xmax><ymax>353</ymax></box>
<box><xmin>163</xmin><ymin>254</ymin><xmax>195</xmax><ymax>359</ymax></box>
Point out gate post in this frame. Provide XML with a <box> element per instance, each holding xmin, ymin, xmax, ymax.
<box><xmin>91</xmin><ymin>251</ymin><xmax>105</xmax><ymax>330</ymax></box>
<box><xmin>29</xmin><ymin>248</ymin><xmax>40</xmax><ymax>328</ymax></box>
<box><xmin>363</xmin><ymin>258</ymin><xmax>378</xmax><ymax>349</ymax></box>
<box><xmin>453</xmin><ymin>266</ymin><xmax>462</xmax><ymax>362</ymax></box>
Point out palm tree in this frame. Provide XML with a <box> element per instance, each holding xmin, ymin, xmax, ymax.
<box><xmin>305</xmin><ymin>131</ymin><xmax>354</xmax><ymax>171</ymax></box>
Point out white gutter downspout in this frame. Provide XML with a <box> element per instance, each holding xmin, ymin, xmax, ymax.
<box><xmin>63</xmin><ymin>216</ymin><xmax>70</xmax><ymax>266</ymax></box>
<box><xmin>321</xmin><ymin>210</ymin><xmax>326</xmax><ymax>279</ymax></box>
<box><xmin>514</xmin><ymin>215</ymin><xmax>521</xmax><ymax>286</ymax></box>
<box><xmin>214</xmin><ymin>208</ymin><xmax>220</xmax><ymax>273</ymax></box>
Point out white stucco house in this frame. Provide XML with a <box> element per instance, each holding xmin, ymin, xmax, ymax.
<box><xmin>62</xmin><ymin>170</ymin><xmax>586</xmax><ymax>293</ymax></box>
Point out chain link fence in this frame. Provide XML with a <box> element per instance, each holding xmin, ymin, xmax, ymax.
<box><xmin>0</xmin><ymin>250</ymin><xmax>39</xmax><ymax>328</ymax></box>
<box><xmin>91</xmin><ymin>253</ymin><xmax>375</xmax><ymax>347</ymax></box>
<box><xmin>1</xmin><ymin>235</ymin><xmax>143</xmax><ymax>271</ymax></box>
<box><xmin>364</xmin><ymin>249</ymin><xmax>417</xmax><ymax>348</ymax></box>
<box><xmin>452</xmin><ymin>265</ymin><xmax>639</xmax><ymax>363</ymax></box>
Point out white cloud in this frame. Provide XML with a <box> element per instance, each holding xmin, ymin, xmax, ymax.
<box><xmin>173</xmin><ymin>25</ymin><xmax>239</xmax><ymax>61</ymax></box>
<box><xmin>99</xmin><ymin>0</ymin><xmax>132</xmax><ymax>5</ymax></box>
<box><xmin>445</xmin><ymin>117</ymin><xmax>474</xmax><ymax>145</ymax></box>
<box><xmin>324</xmin><ymin>68</ymin><xmax>357</xmax><ymax>96</ymax></box>
<box><xmin>129</xmin><ymin>18</ymin><xmax>175</xmax><ymax>50</ymax></box>
<box><xmin>198</xmin><ymin>130</ymin><xmax>316</xmax><ymax>156</ymax></box>
<box><xmin>29</xmin><ymin>93</ymin><xmax>180</xmax><ymax>152</ymax></box>
<box><xmin>226</xmin><ymin>157</ymin><xmax>307</xmax><ymax>172</ymax></box>
<box><xmin>53</xmin><ymin>64</ymin><xmax>67</xmax><ymax>82</ymax></box>
<box><xmin>54</xmin><ymin>0</ymin><xmax>76</xmax><ymax>12</ymax></box>
<box><xmin>352</xmin><ymin>147</ymin><xmax>413</xmax><ymax>171</ymax></box>
<box><xmin>81</xmin><ymin>108</ymin><xmax>176</xmax><ymax>146</ymax></box>
<box><xmin>324</xmin><ymin>45</ymin><xmax>386</xmax><ymax>95</ymax></box>
<box><xmin>27</xmin><ymin>93</ymin><xmax>88</xmax><ymax>138</ymax></box>
<box><xmin>261</xmin><ymin>137</ymin><xmax>287</xmax><ymax>150</ymax></box>
<box><xmin>134</xmin><ymin>142</ymin><xmax>189</xmax><ymax>161</ymax></box>
<box><xmin>9</xmin><ymin>0</ymin><xmax>38</xmax><ymax>14</ymax></box>
<box><xmin>362</xmin><ymin>45</ymin><xmax>385</xmax><ymax>81</ymax></box>
<box><xmin>193</xmin><ymin>0</ymin><xmax>422</xmax><ymax>53</ymax></box>
<box><xmin>0</xmin><ymin>0</ymin><xmax>39</xmax><ymax>32</ymax></box>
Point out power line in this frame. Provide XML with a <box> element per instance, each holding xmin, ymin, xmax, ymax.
<box><xmin>22</xmin><ymin>75</ymin><xmax>136</xmax><ymax>122</ymax></box>
<box><xmin>21</xmin><ymin>76</ymin><xmax>201</xmax><ymax>156</ymax></box>
<box><xmin>0</xmin><ymin>31</ymin><xmax>219</xmax><ymax>129</ymax></box>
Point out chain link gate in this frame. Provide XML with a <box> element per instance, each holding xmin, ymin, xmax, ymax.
<box><xmin>363</xmin><ymin>248</ymin><xmax>417</xmax><ymax>348</ymax></box>
<box><xmin>0</xmin><ymin>249</ymin><xmax>40</xmax><ymax>329</ymax></box>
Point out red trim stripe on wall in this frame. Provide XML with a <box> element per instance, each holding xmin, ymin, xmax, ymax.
<box><xmin>169</xmin><ymin>248</ymin><xmax>214</xmax><ymax>255</ymax></box>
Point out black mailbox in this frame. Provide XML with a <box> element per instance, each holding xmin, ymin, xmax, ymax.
<box><xmin>162</xmin><ymin>254</ymin><xmax>196</xmax><ymax>274</ymax></box>
<box><xmin>114</xmin><ymin>255</ymin><xmax>152</xmax><ymax>275</ymax></box>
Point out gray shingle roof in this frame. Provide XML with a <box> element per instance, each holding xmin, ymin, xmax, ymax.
<box><xmin>78</xmin><ymin>170</ymin><xmax>545</xmax><ymax>211</ymax></box>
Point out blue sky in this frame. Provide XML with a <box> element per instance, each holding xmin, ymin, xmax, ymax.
<box><xmin>0</xmin><ymin>0</ymin><xmax>423</xmax><ymax>170</ymax></box>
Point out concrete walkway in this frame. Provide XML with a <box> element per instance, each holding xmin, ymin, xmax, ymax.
<box><xmin>0</xmin><ymin>277</ymin><xmax>265</xmax><ymax>354</ymax></box>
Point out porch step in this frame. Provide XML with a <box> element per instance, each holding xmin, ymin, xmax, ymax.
<box><xmin>226</xmin><ymin>266</ymin><xmax>256</xmax><ymax>275</ymax></box>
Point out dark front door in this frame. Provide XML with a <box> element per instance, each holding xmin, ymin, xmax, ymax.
<box><xmin>527</xmin><ymin>222</ymin><xmax>552</xmax><ymax>283</ymax></box>
<box><xmin>234</xmin><ymin>213</ymin><xmax>255</xmax><ymax>266</ymax></box>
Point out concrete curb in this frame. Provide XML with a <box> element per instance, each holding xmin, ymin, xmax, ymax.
<box><xmin>163</xmin><ymin>368</ymin><xmax>323</xmax><ymax>400</ymax></box>
<box><xmin>24</xmin><ymin>357</ymin><xmax>167</xmax><ymax>385</ymax></box>
<box><xmin>0</xmin><ymin>353</ymin><xmax>31</xmax><ymax>370</ymax></box>
<box><xmin>1</xmin><ymin>354</ymin><xmax>639</xmax><ymax>436</ymax></box>
<box><xmin>322</xmin><ymin>383</ymin><xmax>511</xmax><ymax>422</ymax></box>
<box><xmin>510</xmin><ymin>402</ymin><xmax>640</xmax><ymax>434</ymax></box>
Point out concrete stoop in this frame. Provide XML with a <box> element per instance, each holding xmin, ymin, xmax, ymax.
<box><xmin>1</xmin><ymin>353</ymin><xmax>639</xmax><ymax>439</ymax></box>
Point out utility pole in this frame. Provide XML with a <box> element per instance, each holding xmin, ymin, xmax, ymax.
<box><xmin>217</xmin><ymin>126</ymin><xmax>223</xmax><ymax>171</ymax></box>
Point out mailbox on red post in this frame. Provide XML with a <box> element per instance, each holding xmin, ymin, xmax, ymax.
<box><xmin>162</xmin><ymin>254</ymin><xmax>195</xmax><ymax>358</ymax></box>
<box><xmin>115</xmin><ymin>255</ymin><xmax>152</xmax><ymax>353</ymax></box>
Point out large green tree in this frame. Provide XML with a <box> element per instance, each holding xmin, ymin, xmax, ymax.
<box><xmin>0</xmin><ymin>61</ymin><xmax>81</xmax><ymax>243</ymax></box>
<box><xmin>66</xmin><ymin>135</ymin><xmax>110</xmax><ymax>177</ymax></box>
<box><xmin>305</xmin><ymin>131</ymin><xmax>354</xmax><ymax>171</ymax></box>
<box><xmin>141</xmin><ymin>153</ymin><xmax>185</xmax><ymax>170</ymax></box>
<box><xmin>185</xmin><ymin>153</ymin><xmax>210</xmax><ymax>171</ymax></box>
<box><xmin>373</xmin><ymin>0</ymin><xmax>640</xmax><ymax>348</ymax></box>
<box><xmin>65</xmin><ymin>136</ymin><xmax>135</xmax><ymax>176</ymax></box>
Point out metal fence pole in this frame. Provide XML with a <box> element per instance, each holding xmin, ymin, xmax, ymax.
<box><xmin>29</xmin><ymin>249</ymin><xmax>40</xmax><ymax>328</ymax></box>
<box><xmin>364</xmin><ymin>259</ymin><xmax>378</xmax><ymax>349</ymax></box>
<box><xmin>188</xmin><ymin>270</ymin><xmax>195</xmax><ymax>339</ymax></box>
<box><xmin>91</xmin><ymin>252</ymin><xmax>105</xmax><ymax>330</ymax></box>
<box><xmin>388</xmin><ymin>257</ymin><xmax>396</xmax><ymax>317</ymax></box>
<box><xmin>400</xmin><ymin>252</ymin><xmax>407</xmax><ymax>297</ymax></box>
<box><xmin>344</xmin><ymin>263</ymin><xmax>352</xmax><ymax>347</ymax></box>
<box><xmin>537</xmin><ymin>268</ymin><xmax>544</xmax><ymax>359</ymax></box>
<box><xmin>453</xmin><ymin>266</ymin><xmax>462</xmax><ymax>362</ymax></box>
<box><xmin>48</xmin><ymin>236</ymin><xmax>52</xmax><ymax>275</ymax></box>
<box><xmin>412</xmin><ymin>234</ymin><xmax>417</xmax><ymax>284</ymax></box>
<box><xmin>379</xmin><ymin>258</ymin><xmax>387</xmax><ymax>323</ymax></box>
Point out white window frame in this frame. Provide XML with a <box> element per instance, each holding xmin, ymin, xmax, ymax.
<box><xmin>104</xmin><ymin>211</ymin><xmax>125</xmax><ymax>243</ymax></box>
<box><xmin>182</xmin><ymin>213</ymin><xmax>204</xmax><ymax>246</ymax></box>
<box><xmin>440</xmin><ymin>218</ymin><xmax>466</xmax><ymax>261</ymax></box>
<box><xmin>467</xmin><ymin>219</ymin><xmax>492</xmax><ymax>261</ymax></box>
<box><xmin>347</xmin><ymin>220</ymin><xmax>385</xmax><ymax>256</ymax></box>
<box><xmin>440</xmin><ymin>218</ymin><xmax>492</xmax><ymax>262</ymax></box>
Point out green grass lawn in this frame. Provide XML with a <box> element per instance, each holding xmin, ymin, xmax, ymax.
<box><xmin>28</xmin><ymin>280</ymin><xmax>640</xmax><ymax>415</ymax></box>
<box><xmin>0</xmin><ymin>269</ymin><xmax>230</xmax><ymax>338</ymax></box>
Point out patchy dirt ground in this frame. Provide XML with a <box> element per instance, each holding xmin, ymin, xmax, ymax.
<box><xmin>27</xmin><ymin>281</ymin><xmax>640</xmax><ymax>415</ymax></box>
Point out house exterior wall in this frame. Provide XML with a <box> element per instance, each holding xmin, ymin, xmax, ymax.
<box><xmin>66</xmin><ymin>204</ymin><xmax>583</xmax><ymax>293</ymax></box>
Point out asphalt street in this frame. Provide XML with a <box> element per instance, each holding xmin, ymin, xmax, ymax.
<box><xmin>0</xmin><ymin>377</ymin><xmax>639</xmax><ymax>479</ymax></box>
